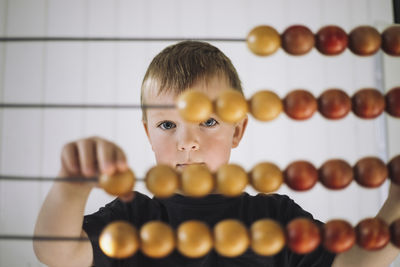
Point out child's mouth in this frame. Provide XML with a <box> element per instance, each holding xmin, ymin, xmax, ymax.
<box><xmin>176</xmin><ymin>162</ymin><xmax>206</xmax><ymax>169</ymax></box>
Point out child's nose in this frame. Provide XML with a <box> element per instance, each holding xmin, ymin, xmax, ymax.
<box><xmin>178</xmin><ymin>130</ymin><xmax>200</xmax><ymax>151</ymax></box>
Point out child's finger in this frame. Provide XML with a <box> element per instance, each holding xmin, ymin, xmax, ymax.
<box><xmin>96</xmin><ymin>139</ymin><xmax>117</xmax><ymax>175</ymax></box>
<box><xmin>76</xmin><ymin>138</ymin><xmax>97</xmax><ymax>177</ymax></box>
<box><xmin>60</xmin><ymin>142</ymin><xmax>80</xmax><ymax>177</ymax></box>
<box><xmin>115</xmin><ymin>146</ymin><xmax>128</xmax><ymax>172</ymax></box>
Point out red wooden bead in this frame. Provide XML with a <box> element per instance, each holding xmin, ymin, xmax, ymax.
<box><xmin>284</xmin><ymin>161</ymin><xmax>318</xmax><ymax>191</ymax></box>
<box><xmin>319</xmin><ymin>159</ymin><xmax>353</xmax><ymax>190</ymax></box>
<box><xmin>348</xmin><ymin>26</ymin><xmax>381</xmax><ymax>56</ymax></box>
<box><xmin>382</xmin><ymin>25</ymin><xmax>400</xmax><ymax>56</ymax></box>
<box><xmin>322</xmin><ymin>220</ymin><xmax>355</xmax><ymax>253</ymax></box>
<box><xmin>356</xmin><ymin>218</ymin><xmax>390</xmax><ymax>250</ymax></box>
<box><xmin>318</xmin><ymin>89</ymin><xmax>351</xmax><ymax>120</ymax></box>
<box><xmin>352</xmin><ymin>89</ymin><xmax>385</xmax><ymax>119</ymax></box>
<box><xmin>286</xmin><ymin>218</ymin><xmax>321</xmax><ymax>254</ymax></box>
<box><xmin>388</xmin><ymin>155</ymin><xmax>400</xmax><ymax>185</ymax></box>
<box><xmin>281</xmin><ymin>25</ymin><xmax>315</xmax><ymax>55</ymax></box>
<box><xmin>284</xmin><ymin>90</ymin><xmax>317</xmax><ymax>120</ymax></box>
<box><xmin>390</xmin><ymin>218</ymin><xmax>400</xmax><ymax>248</ymax></box>
<box><xmin>354</xmin><ymin>157</ymin><xmax>388</xmax><ymax>188</ymax></box>
<box><xmin>316</xmin><ymin>26</ymin><xmax>348</xmax><ymax>55</ymax></box>
<box><xmin>385</xmin><ymin>87</ymin><xmax>400</xmax><ymax>118</ymax></box>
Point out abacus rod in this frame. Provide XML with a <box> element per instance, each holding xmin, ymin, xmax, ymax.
<box><xmin>0</xmin><ymin>37</ymin><xmax>246</xmax><ymax>42</ymax></box>
<box><xmin>0</xmin><ymin>103</ymin><xmax>175</xmax><ymax>109</ymax></box>
<box><xmin>0</xmin><ymin>175</ymin><xmax>145</xmax><ymax>182</ymax></box>
<box><xmin>0</xmin><ymin>235</ymin><xmax>91</xmax><ymax>242</ymax></box>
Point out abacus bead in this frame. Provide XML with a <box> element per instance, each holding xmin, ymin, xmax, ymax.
<box><xmin>284</xmin><ymin>90</ymin><xmax>317</xmax><ymax>120</ymax></box>
<box><xmin>356</xmin><ymin>218</ymin><xmax>390</xmax><ymax>250</ymax></box>
<box><xmin>181</xmin><ymin>165</ymin><xmax>214</xmax><ymax>197</ymax></box>
<box><xmin>388</xmin><ymin>155</ymin><xmax>400</xmax><ymax>185</ymax></box>
<box><xmin>140</xmin><ymin>221</ymin><xmax>175</xmax><ymax>258</ymax></box>
<box><xmin>318</xmin><ymin>89</ymin><xmax>351</xmax><ymax>120</ymax></box>
<box><xmin>284</xmin><ymin>161</ymin><xmax>318</xmax><ymax>191</ymax></box>
<box><xmin>390</xmin><ymin>218</ymin><xmax>400</xmax><ymax>248</ymax></box>
<box><xmin>216</xmin><ymin>164</ymin><xmax>248</xmax><ymax>197</ymax></box>
<box><xmin>281</xmin><ymin>25</ymin><xmax>315</xmax><ymax>55</ymax></box>
<box><xmin>316</xmin><ymin>26</ymin><xmax>348</xmax><ymax>55</ymax></box>
<box><xmin>249</xmin><ymin>90</ymin><xmax>282</xmax><ymax>121</ymax></box>
<box><xmin>250</xmin><ymin>219</ymin><xmax>285</xmax><ymax>256</ymax></box>
<box><xmin>215</xmin><ymin>90</ymin><xmax>248</xmax><ymax>123</ymax></box>
<box><xmin>319</xmin><ymin>159</ymin><xmax>353</xmax><ymax>190</ymax></box>
<box><xmin>177</xmin><ymin>220</ymin><xmax>213</xmax><ymax>258</ymax></box>
<box><xmin>99</xmin><ymin>169</ymin><xmax>135</xmax><ymax>196</ymax></box>
<box><xmin>352</xmin><ymin>89</ymin><xmax>385</xmax><ymax>119</ymax></box>
<box><xmin>386</xmin><ymin>87</ymin><xmax>400</xmax><ymax>117</ymax></box>
<box><xmin>250</xmin><ymin>162</ymin><xmax>283</xmax><ymax>193</ymax></box>
<box><xmin>286</xmin><ymin>218</ymin><xmax>321</xmax><ymax>254</ymax></box>
<box><xmin>176</xmin><ymin>90</ymin><xmax>213</xmax><ymax>123</ymax></box>
<box><xmin>349</xmin><ymin>26</ymin><xmax>381</xmax><ymax>56</ymax></box>
<box><xmin>99</xmin><ymin>221</ymin><xmax>139</xmax><ymax>259</ymax></box>
<box><xmin>382</xmin><ymin>25</ymin><xmax>400</xmax><ymax>56</ymax></box>
<box><xmin>214</xmin><ymin>219</ymin><xmax>250</xmax><ymax>257</ymax></box>
<box><xmin>322</xmin><ymin>220</ymin><xmax>355</xmax><ymax>253</ymax></box>
<box><xmin>145</xmin><ymin>165</ymin><xmax>179</xmax><ymax>198</ymax></box>
<box><xmin>247</xmin><ymin>25</ymin><xmax>281</xmax><ymax>56</ymax></box>
<box><xmin>354</xmin><ymin>157</ymin><xmax>388</xmax><ymax>188</ymax></box>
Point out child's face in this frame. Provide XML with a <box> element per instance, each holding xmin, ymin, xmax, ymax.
<box><xmin>143</xmin><ymin>76</ymin><xmax>247</xmax><ymax>172</ymax></box>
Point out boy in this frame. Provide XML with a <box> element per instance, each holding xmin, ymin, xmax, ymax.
<box><xmin>34</xmin><ymin>41</ymin><xmax>400</xmax><ymax>266</ymax></box>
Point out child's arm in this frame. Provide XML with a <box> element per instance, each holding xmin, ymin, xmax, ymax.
<box><xmin>332</xmin><ymin>183</ymin><xmax>400</xmax><ymax>267</ymax></box>
<box><xmin>33</xmin><ymin>137</ymin><xmax>128</xmax><ymax>267</ymax></box>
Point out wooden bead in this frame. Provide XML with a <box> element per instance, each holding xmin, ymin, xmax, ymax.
<box><xmin>281</xmin><ymin>25</ymin><xmax>315</xmax><ymax>55</ymax></box>
<box><xmin>177</xmin><ymin>220</ymin><xmax>213</xmax><ymax>258</ymax></box>
<box><xmin>349</xmin><ymin>26</ymin><xmax>381</xmax><ymax>56</ymax></box>
<box><xmin>99</xmin><ymin>169</ymin><xmax>135</xmax><ymax>196</ymax></box>
<box><xmin>181</xmin><ymin>165</ymin><xmax>214</xmax><ymax>197</ymax></box>
<box><xmin>356</xmin><ymin>218</ymin><xmax>390</xmax><ymax>250</ymax></box>
<box><xmin>247</xmin><ymin>25</ymin><xmax>281</xmax><ymax>56</ymax></box>
<box><xmin>382</xmin><ymin>25</ymin><xmax>400</xmax><ymax>56</ymax></box>
<box><xmin>284</xmin><ymin>161</ymin><xmax>318</xmax><ymax>191</ymax></box>
<box><xmin>318</xmin><ymin>89</ymin><xmax>351</xmax><ymax>120</ymax></box>
<box><xmin>214</xmin><ymin>219</ymin><xmax>250</xmax><ymax>257</ymax></box>
<box><xmin>250</xmin><ymin>219</ymin><xmax>285</xmax><ymax>256</ymax></box>
<box><xmin>284</xmin><ymin>90</ymin><xmax>317</xmax><ymax>120</ymax></box>
<box><xmin>249</xmin><ymin>90</ymin><xmax>282</xmax><ymax>121</ymax></box>
<box><xmin>319</xmin><ymin>159</ymin><xmax>353</xmax><ymax>190</ymax></box>
<box><xmin>215</xmin><ymin>90</ymin><xmax>248</xmax><ymax>123</ymax></box>
<box><xmin>216</xmin><ymin>164</ymin><xmax>248</xmax><ymax>197</ymax></box>
<box><xmin>352</xmin><ymin>88</ymin><xmax>385</xmax><ymax>119</ymax></box>
<box><xmin>140</xmin><ymin>221</ymin><xmax>175</xmax><ymax>258</ymax></box>
<box><xmin>145</xmin><ymin>165</ymin><xmax>179</xmax><ymax>198</ymax></box>
<box><xmin>354</xmin><ymin>157</ymin><xmax>388</xmax><ymax>188</ymax></box>
<box><xmin>322</xmin><ymin>220</ymin><xmax>355</xmax><ymax>253</ymax></box>
<box><xmin>286</xmin><ymin>218</ymin><xmax>321</xmax><ymax>254</ymax></box>
<box><xmin>390</xmin><ymin>218</ymin><xmax>400</xmax><ymax>248</ymax></box>
<box><xmin>250</xmin><ymin>162</ymin><xmax>283</xmax><ymax>193</ymax></box>
<box><xmin>316</xmin><ymin>25</ymin><xmax>348</xmax><ymax>55</ymax></box>
<box><xmin>385</xmin><ymin>87</ymin><xmax>400</xmax><ymax>117</ymax></box>
<box><xmin>99</xmin><ymin>221</ymin><xmax>139</xmax><ymax>259</ymax></box>
<box><xmin>176</xmin><ymin>90</ymin><xmax>213</xmax><ymax>123</ymax></box>
<box><xmin>388</xmin><ymin>155</ymin><xmax>400</xmax><ymax>185</ymax></box>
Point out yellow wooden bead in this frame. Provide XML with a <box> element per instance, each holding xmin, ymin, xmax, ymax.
<box><xmin>216</xmin><ymin>164</ymin><xmax>248</xmax><ymax>197</ymax></box>
<box><xmin>145</xmin><ymin>165</ymin><xmax>179</xmax><ymax>198</ymax></box>
<box><xmin>250</xmin><ymin>162</ymin><xmax>283</xmax><ymax>193</ymax></box>
<box><xmin>177</xmin><ymin>220</ymin><xmax>213</xmax><ymax>258</ymax></box>
<box><xmin>214</xmin><ymin>219</ymin><xmax>250</xmax><ymax>257</ymax></box>
<box><xmin>99</xmin><ymin>221</ymin><xmax>139</xmax><ymax>259</ymax></box>
<box><xmin>140</xmin><ymin>221</ymin><xmax>175</xmax><ymax>258</ymax></box>
<box><xmin>176</xmin><ymin>90</ymin><xmax>213</xmax><ymax>123</ymax></box>
<box><xmin>250</xmin><ymin>219</ymin><xmax>285</xmax><ymax>256</ymax></box>
<box><xmin>215</xmin><ymin>90</ymin><xmax>248</xmax><ymax>123</ymax></box>
<box><xmin>181</xmin><ymin>164</ymin><xmax>214</xmax><ymax>197</ymax></box>
<box><xmin>99</xmin><ymin>169</ymin><xmax>135</xmax><ymax>196</ymax></box>
<box><xmin>247</xmin><ymin>25</ymin><xmax>281</xmax><ymax>56</ymax></box>
<box><xmin>249</xmin><ymin>90</ymin><xmax>283</xmax><ymax>121</ymax></box>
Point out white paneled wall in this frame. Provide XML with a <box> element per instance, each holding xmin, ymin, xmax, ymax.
<box><xmin>0</xmin><ymin>0</ymin><xmax>399</xmax><ymax>266</ymax></box>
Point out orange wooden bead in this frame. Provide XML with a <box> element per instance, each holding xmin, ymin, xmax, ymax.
<box><xmin>316</xmin><ymin>25</ymin><xmax>348</xmax><ymax>55</ymax></box>
<box><xmin>319</xmin><ymin>159</ymin><xmax>353</xmax><ymax>190</ymax></box>
<box><xmin>250</xmin><ymin>162</ymin><xmax>283</xmax><ymax>193</ymax></box>
<box><xmin>385</xmin><ymin>87</ymin><xmax>400</xmax><ymax>118</ymax></box>
<box><xmin>99</xmin><ymin>169</ymin><xmax>135</xmax><ymax>196</ymax></box>
<box><xmin>247</xmin><ymin>25</ymin><xmax>281</xmax><ymax>56</ymax></box>
<box><xmin>215</xmin><ymin>90</ymin><xmax>248</xmax><ymax>123</ymax></box>
<box><xmin>250</xmin><ymin>219</ymin><xmax>285</xmax><ymax>256</ymax></box>
<box><xmin>177</xmin><ymin>220</ymin><xmax>213</xmax><ymax>258</ymax></box>
<box><xmin>284</xmin><ymin>161</ymin><xmax>318</xmax><ymax>191</ymax></box>
<box><xmin>382</xmin><ymin>25</ymin><xmax>400</xmax><ymax>56</ymax></box>
<box><xmin>322</xmin><ymin>220</ymin><xmax>355</xmax><ymax>253</ymax></box>
<box><xmin>216</xmin><ymin>164</ymin><xmax>248</xmax><ymax>197</ymax></box>
<box><xmin>349</xmin><ymin>26</ymin><xmax>381</xmax><ymax>56</ymax></box>
<box><xmin>356</xmin><ymin>218</ymin><xmax>390</xmax><ymax>250</ymax></box>
<box><xmin>354</xmin><ymin>157</ymin><xmax>388</xmax><ymax>188</ymax></box>
<box><xmin>145</xmin><ymin>165</ymin><xmax>179</xmax><ymax>198</ymax></box>
<box><xmin>249</xmin><ymin>90</ymin><xmax>282</xmax><ymax>121</ymax></box>
<box><xmin>388</xmin><ymin>155</ymin><xmax>400</xmax><ymax>185</ymax></box>
<box><xmin>176</xmin><ymin>90</ymin><xmax>213</xmax><ymax>123</ymax></box>
<box><xmin>390</xmin><ymin>218</ymin><xmax>400</xmax><ymax>248</ymax></box>
<box><xmin>214</xmin><ymin>219</ymin><xmax>250</xmax><ymax>257</ymax></box>
<box><xmin>352</xmin><ymin>88</ymin><xmax>385</xmax><ymax>119</ymax></box>
<box><xmin>286</xmin><ymin>218</ymin><xmax>321</xmax><ymax>254</ymax></box>
<box><xmin>318</xmin><ymin>89</ymin><xmax>351</xmax><ymax>120</ymax></box>
<box><xmin>99</xmin><ymin>221</ymin><xmax>139</xmax><ymax>259</ymax></box>
<box><xmin>281</xmin><ymin>25</ymin><xmax>315</xmax><ymax>55</ymax></box>
<box><xmin>284</xmin><ymin>90</ymin><xmax>317</xmax><ymax>120</ymax></box>
<box><xmin>181</xmin><ymin>164</ymin><xmax>214</xmax><ymax>197</ymax></box>
<box><xmin>140</xmin><ymin>221</ymin><xmax>175</xmax><ymax>258</ymax></box>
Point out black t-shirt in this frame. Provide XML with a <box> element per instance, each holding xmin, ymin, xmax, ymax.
<box><xmin>83</xmin><ymin>192</ymin><xmax>336</xmax><ymax>267</ymax></box>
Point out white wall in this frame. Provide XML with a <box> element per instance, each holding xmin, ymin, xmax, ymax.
<box><xmin>0</xmin><ymin>0</ymin><xmax>399</xmax><ymax>266</ymax></box>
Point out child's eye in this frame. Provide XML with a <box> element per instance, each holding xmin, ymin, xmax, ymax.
<box><xmin>201</xmin><ymin>118</ymin><xmax>218</xmax><ymax>127</ymax></box>
<box><xmin>158</xmin><ymin>121</ymin><xmax>176</xmax><ymax>130</ymax></box>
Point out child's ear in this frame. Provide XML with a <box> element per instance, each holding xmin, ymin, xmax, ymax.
<box><xmin>232</xmin><ymin>115</ymin><xmax>248</xmax><ymax>148</ymax></box>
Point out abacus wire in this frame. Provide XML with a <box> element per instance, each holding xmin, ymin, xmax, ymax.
<box><xmin>0</xmin><ymin>37</ymin><xmax>246</xmax><ymax>42</ymax></box>
<box><xmin>0</xmin><ymin>235</ymin><xmax>91</xmax><ymax>242</ymax></box>
<box><xmin>0</xmin><ymin>175</ymin><xmax>145</xmax><ymax>182</ymax></box>
<box><xmin>0</xmin><ymin>103</ymin><xmax>175</xmax><ymax>109</ymax></box>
